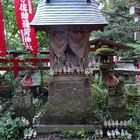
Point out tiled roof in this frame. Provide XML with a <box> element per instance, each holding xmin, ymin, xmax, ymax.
<box><xmin>31</xmin><ymin>0</ymin><xmax>108</xmax><ymax>31</ymax></box>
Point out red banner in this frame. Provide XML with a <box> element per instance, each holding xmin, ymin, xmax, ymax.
<box><xmin>14</xmin><ymin>0</ymin><xmax>38</xmax><ymax>55</ymax></box>
<box><xmin>0</xmin><ymin>1</ymin><xmax>7</xmax><ymax>56</ymax></box>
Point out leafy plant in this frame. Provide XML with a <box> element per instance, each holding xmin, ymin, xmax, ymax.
<box><xmin>0</xmin><ymin>112</ymin><xmax>26</xmax><ymax>140</ymax></box>
<box><xmin>61</xmin><ymin>129</ymin><xmax>87</xmax><ymax>138</ymax></box>
<box><xmin>91</xmin><ymin>78</ymin><xmax>108</xmax><ymax>122</ymax></box>
<box><xmin>127</xmin><ymin>98</ymin><xmax>140</xmax><ymax>139</ymax></box>
<box><xmin>118</xmin><ymin>136</ymin><xmax>128</xmax><ymax>140</ymax></box>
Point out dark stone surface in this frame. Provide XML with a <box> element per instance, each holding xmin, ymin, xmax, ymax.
<box><xmin>106</xmin><ymin>78</ymin><xmax>127</xmax><ymax>120</ymax></box>
<box><xmin>107</xmin><ymin>95</ymin><xmax>125</xmax><ymax>108</ymax></box>
<box><xmin>13</xmin><ymin>94</ymin><xmax>34</xmax><ymax>121</ymax></box>
<box><xmin>107</xmin><ymin>91</ymin><xmax>127</xmax><ymax>120</ymax></box>
<box><xmin>40</xmin><ymin>75</ymin><xmax>93</xmax><ymax>124</ymax></box>
<box><xmin>36</xmin><ymin>124</ymin><xmax>98</xmax><ymax>133</ymax></box>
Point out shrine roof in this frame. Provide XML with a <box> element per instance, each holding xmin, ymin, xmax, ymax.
<box><xmin>30</xmin><ymin>0</ymin><xmax>108</xmax><ymax>31</ymax></box>
<box><xmin>90</xmin><ymin>38</ymin><xmax>128</xmax><ymax>51</ymax></box>
<box><xmin>115</xmin><ymin>60</ymin><xmax>140</xmax><ymax>74</ymax></box>
<box><xmin>116</xmin><ymin>60</ymin><xmax>136</xmax><ymax>70</ymax></box>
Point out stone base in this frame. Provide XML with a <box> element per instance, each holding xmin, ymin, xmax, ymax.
<box><xmin>107</xmin><ymin>95</ymin><xmax>127</xmax><ymax>120</ymax></box>
<box><xmin>12</xmin><ymin>94</ymin><xmax>34</xmax><ymax>121</ymax></box>
<box><xmin>107</xmin><ymin>108</ymin><xmax>127</xmax><ymax>120</ymax></box>
<box><xmin>40</xmin><ymin>75</ymin><xmax>93</xmax><ymax>124</ymax></box>
<box><xmin>107</xmin><ymin>95</ymin><xmax>125</xmax><ymax>108</ymax></box>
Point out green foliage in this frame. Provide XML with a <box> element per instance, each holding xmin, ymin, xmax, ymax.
<box><xmin>0</xmin><ymin>112</ymin><xmax>26</xmax><ymax>140</ymax></box>
<box><xmin>96</xmin><ymin>0</ymin><xmax>140</xmax><ymax>43</ymax></box>
<box><xmin>91</xmin><ymin>78</ymin><xmax>108</xmax><ymax>121</ymax></box>
<box><xmin>127</xmin><ymin>86</ymin><xmax>139</xmax><ymax>95</ymax></box>
<box><xmin>127</xmin><ymin>98</ymin><xmax>140</xmax><ymax>139</ymax></box>
<box><xmin>126</xmin><ymin>85</ymin><xmax>140</xmax><ymax>139</ymax></box>
<box><xmin>2</xmin><ymin>0</ymin><xmax>49</xmax><ymax>51</ymax></box>
<box><xmin>0</xmin><ymin>88</ymin><xmax>47</xmax><ymax>140</ymax></box>
<box><xmin>118</xmin><ymin>136</ymin><xmax>128</xmax><ymax>140</ymax></box>
<box><xmin>124</xmin><ymin>43</ymin><xmax>140</xmax><ymax>61</ymax></box>
<box><xmin>96</xmin><ymin>0</ymin><xmax>140</xmax><ymax>60</ymax></box>
<box><xmin>36</xmin><ymin>31</ymin><xmax>49</xmax><ymax>50</ymax></box>
<box><xmin>3</xmin><ymin>0</ymin><xmax>22</xmax><ymax>50</ymax></box>
<box><xmin>61</xmin><ymin>129</ymin><xmax>87</xmax><ymax>138</ymax></box>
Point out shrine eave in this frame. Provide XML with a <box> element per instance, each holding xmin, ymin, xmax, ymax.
<box><xmin>32</xmin><ymin>24</ymin><xmax>107</xmax><ymax>32</ymax></box>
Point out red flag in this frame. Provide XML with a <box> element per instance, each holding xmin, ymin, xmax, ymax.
<box><xmin>0</xmin><ymin>1</ymin><xmax>7</xmax><ymax>56</ymax></box>
<box><xmin>14</xmin><ymin>0</ymin><xmax>38</xmax><ymax>55</ymax></box>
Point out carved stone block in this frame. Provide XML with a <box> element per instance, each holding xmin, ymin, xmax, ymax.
<box><xmin>40</xmin><ymin>75</ymin><xmax>93</xmax><ymax>124</ymax></box>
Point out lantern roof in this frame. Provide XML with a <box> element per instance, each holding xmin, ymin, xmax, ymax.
<box><xmin>30</xmin><ymin>0</ymin><xmax>108</xmax><ymax>31</ymax></box>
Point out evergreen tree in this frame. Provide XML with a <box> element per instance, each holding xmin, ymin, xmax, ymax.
<box><xmin>96</xmin><ymin>0</ymin><xmax>140</xmax><ymax>60</ymax></box>
<box><xmin>96</xmin><ymin>0</ymin><xmax>140</xmax><ymax>43</ymax></box>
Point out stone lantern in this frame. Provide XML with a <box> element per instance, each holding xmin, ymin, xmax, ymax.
<box><xmin>31</xmin><ymin>0</ymin><xmax>107</xmax><ymax>124</ymax></box>
<box><xmin>96</xmin><ymin>45</ymin><xmax>116</xmax><ymax>86</ymax></box>
<box><xmin>96</xmin><ymin>45</ymin><xmax>127</xmax><ymax>120</ymax></box>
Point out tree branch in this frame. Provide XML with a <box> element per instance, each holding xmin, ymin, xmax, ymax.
<box><xmin>101</xmin><ymin>10</ymin><xmax>131</xmax><ymax>20</ymax></box>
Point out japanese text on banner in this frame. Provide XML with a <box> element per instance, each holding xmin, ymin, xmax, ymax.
<box><xmin>14</xmin><ymin>0</ymin><xmax>38</xmax><ymax>55</ymax></box>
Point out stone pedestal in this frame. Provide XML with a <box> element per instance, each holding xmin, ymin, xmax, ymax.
<box><xmin>40</xmin><ymin>75</ymin><xmax>93</xmax><ymax>124</ymax></box>
<box><xmin>13</xmin><ymin>94</ymin><xmax>34</xmax><ymax>121</ymax></box>
<box><xmin>107</xmin><ymin>87</ymin><xmax>127</xmax><ymax>120</ymax></box>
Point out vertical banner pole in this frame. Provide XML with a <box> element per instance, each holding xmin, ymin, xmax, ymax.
<box><xmin>0</xmin><ymin>0</ymin><xmax>7</xmax><ymax>56</ymax></box>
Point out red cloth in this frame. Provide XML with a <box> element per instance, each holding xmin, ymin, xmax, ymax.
<box><xmin>21</xmin><ymin>76</ymin><xmax>32</xmax><ymax>87</ymax></box>
<box><xmin>106</xmin><ymin>76</ymin><xmax>119</xmax><ymax>87</ymax></box>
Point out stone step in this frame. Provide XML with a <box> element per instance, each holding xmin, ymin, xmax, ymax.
<box><xmin>36</xmin><ymin>124</ymin><xmax>100</xmax><ymax>133</ymax></box>
<box><xmin>29</xmin><ymin>125</ymin><xmax>100</xmax><ymax>140</ymax></box>
<box><xmin>30</xmin><ymin>135</ymin><xmax>118</xmax><ymax>140</ymax></box>
<box><xmin>20</xmin><ymin>125</ymin><xmax>119</xmax><ymax>140</ymax></box>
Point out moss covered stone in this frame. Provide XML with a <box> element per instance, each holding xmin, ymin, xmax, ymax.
<box><xmin>96</xmin><ymin>47</ymin><xmax>116</xmax><ymax>56</ymax></box>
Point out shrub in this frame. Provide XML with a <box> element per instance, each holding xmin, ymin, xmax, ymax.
<box><xmin>91</xmin><ymin>79</ymin><xmax>108</xmax><ymax>122</ymax></box>
<box><xmin>0</xmin><ymin>112</ymin><xmax>26</xmax><ymax>140</ymax></box>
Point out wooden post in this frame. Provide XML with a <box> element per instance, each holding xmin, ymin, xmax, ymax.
<box><xmin>32</xmin><ymin>55</ymin><xmax>37</xmax><ymax>67</ymax></box>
